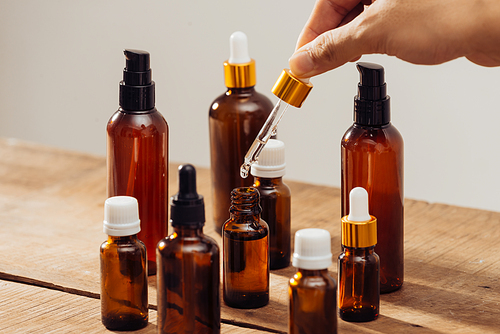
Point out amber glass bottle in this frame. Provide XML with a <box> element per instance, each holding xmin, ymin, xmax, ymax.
<box><xmin>107</xmin><ymin>49</ymin><xmax>168</xmax><ymax>275</ymax></box>
<box><xmin>341</xmin><ymin>62</ymin><xmax>403</xmax><ymax>293</ymax></box>
<box><xmin>209</xmin><ymin>31</ymin><xmax>273</xmax><ymax>234</ymax></box>
<box><xmin>100</xmin><ymin>196</ymin><xmax>148</xmax><ymax>330</ymax></box>
<box><xmin>251</xmin><ymin>139</ymin><xmax>291</xmax><ymax>269</ymax></box>
<box><xmin>157</xmin><ymin>164</ymin><xmax>220</xmax><ymax>333</ymax></box>
<box><xmin>289</xmin><ymin>228</ymin><xmax>337</xmax><ymax>334</ymax></box>
<box><xmin>223</xmin><ymin>187</ymin><xmax>269</xmax><ymax>308</ymax></box>
<box><xmin>338</xmin><ymin>187</ymin><xmax>379</xmax><ymax>322</ymax></box>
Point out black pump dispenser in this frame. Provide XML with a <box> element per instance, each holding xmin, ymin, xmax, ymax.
<box><xmin>119</xmin><ymin>49</ymin><xmax>155</xmax><ymax>111</ymax></box>
<box><xmin>170</xmin><ymin>164</ymin><xmax>205</xmax><ymax>227</ymax></box>
<box><xmin>354</xmin><ymin>62</ymin><xmax>390</xmax><ymax>126</ymax></box>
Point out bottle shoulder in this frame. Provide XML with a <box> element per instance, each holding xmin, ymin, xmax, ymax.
<box><xmin>100</xmin><ymin>237</ymin><xmax>146</xmax><ymax>255</ymax></box>
<box><xmin>157</xmin><ymin>233</ymin><xmax>219</xmax><ymax>255</ymax></box>
<box><xmin>107</xmin><ymin>108</ymin><xmax>169</xmax><ymax>133</ymax></box>
<box><xmin>341</xmin><ymin>123</ymin><xmax>403</xmax><ymax>150</ymax></box>
<box><xmin>290</xmin><ymin>271</ymin><xmax>336</xmax><ymax>290</ymax></box>
<box><xmin>209</xmin><ymin>88</ymin><xmax>274</xmax><ymax>118</ymax></box>
<box><xmin>223</xmin><ymin>218</ymin><xmax>269</xmax><ymax>240</ymax></box>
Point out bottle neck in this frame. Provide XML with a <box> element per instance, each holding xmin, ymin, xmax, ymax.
<box><xmin>342</xmin><ymin>245</ymin><xmax>376</xmax><ymax>256</ymax></box>
<box><xmin>297</xmin><ymin>268</ymin><xmax>329</xmax><ymax>277</ymax></box>
<box><xmin>254</xmin><ymin>176</ymin><xmax>283</xmax><ymax>187</ymax></box>
<box><xmin>108</xmin><ymin>234</ymin><xmax>138</xmax><ymax>243</ymax></box>
<box><xmin>225</xmin><ymin>86</ymin><xmax>256</xmax><ymax>96</ymax></box>
<box><xmin>173</xmin><ymin>224</ymin><xmax>204</xmax><ymax>237</ymax></box>
<box><xmin>229</xmin><ymin>187</ymin><xmax>261</xmax><ymax>222</ymax></box>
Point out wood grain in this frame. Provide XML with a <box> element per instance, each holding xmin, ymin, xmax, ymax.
<box><xmin>0</xmin><ymin>138</ymin><xmax>499</xmax><ymax>333</ymax></box>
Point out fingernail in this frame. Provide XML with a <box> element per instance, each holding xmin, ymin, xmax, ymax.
<box><xmin>289</xmin><ymin>49</ymin><xmax>315</xmax><ymax>77</ymax></box>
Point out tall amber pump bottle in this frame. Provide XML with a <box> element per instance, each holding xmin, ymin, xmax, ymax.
<box><xmin>251</xmin><ymin>139</ymin><xmax>291</xmax><ymax>269</ymax></box>
<box><xmin>209</xmin><ymin>31</ymin><xmax>273</xmax><ymax>234</ymax></box>
<box><xmin>107</xmin><ymin>49</ymin><xmax>169</xmax><ymax>275</ymax></box>
<box><xmin>338</xmin><ymin>187</ymin><xmax>380</xmax><ymax>322</ymax></box>
<box><xmin>341</xmin><ymin>62</ymin><xmax>403</xmax><ymax>293</ymax></box>
<box><xmin>289</xmin><ymin>228</ymin><xmax>337</xmax><ymax>334</ymax></box>
<box><xmin>100</xmin><ymin>196</ymin><xmax>148</xmax><ymax>330</ymax></box>
<box><xmin>157</xmin><ymin>164</ymin><xmax>220</xmax><ymax>333</ymax></box>
<box><xmin>223</xmin><ymin>187</ymin><xmax>270</xmax><ymax>308</ymax></box>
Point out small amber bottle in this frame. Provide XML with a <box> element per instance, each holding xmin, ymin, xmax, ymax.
<box><xmin>100</xmin><ymin>196</ymin><xmax>148</xmax><ymax>330</ymax></box>
<box><xmin>338</xmin><ymin>187</ymin><xmax>380</xmax><ymax>322</ymax></box>
<box><xmin>289</xmin><ymin>228</ymin><xmax>337</xmax><ymax>334</ymax></box>
<box><xmin>251</xmin><ymin>139</ymin><xmax>291</xmax><ymax>270</ymax></box>
<box><xmin>209</xmin><ymin>31</ymin><xmax>273</xmax><ymax>234</ymax></box>
<box><xmin>107</xmin><ymin>49</ymin><xmax>169</xmax><ymax>275</ymax></box>
<box><xmin>341</xmin><ymin>62</ymin><xmax>403</xmax><ymax>293</ymax></box>
<box><xmin>223</xmin><ymin>187</ymin><xmax>269</xmax><ymax>308</ymax></box>
<box><xmin>157</xmin><ymin>164</ymin><xmax>220</xmax><ymax>333</ymax></box>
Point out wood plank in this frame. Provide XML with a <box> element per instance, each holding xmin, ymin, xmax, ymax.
<box><xmin>0</xmin><ymin>280</ymin><xmax>269</xmax><ymax>333</ymax></box>
<box><xmin>0</xmin><ymin>138</ymin><xmax>499</xmax><ymax>333</ymax></box>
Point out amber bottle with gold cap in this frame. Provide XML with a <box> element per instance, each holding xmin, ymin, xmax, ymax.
<box><xmin>338</xmin><ymin>187</ymin><xmax>379</xmax><ymax>322</ymax></box>
<box><xmin>209</xmin><ymin>31</ymin><xmax>273</xmax><ymax>234</ymax></box>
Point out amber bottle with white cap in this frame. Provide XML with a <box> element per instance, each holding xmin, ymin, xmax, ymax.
<box><xmin>251</xmin><ymin>139</ymin><xmax>291</xmax><ymax>269</ymax></box>
<box><xmin>289</xmin><ymin>228</ymin><xmax>337</xmax><ymax>334</ymax></box>
<box><xmin>338</xmin><ymin>187</ymin><xmax>379</xmax><ymax>322</ymax></box>
<box><xmin>209</xmin><ymin>31</ymin><xmax>273</xmax><ymax>234</ymax></box>
<box><xmin>100</xmin><ymin>196</ymin><xmax>148</xmax><ymax>330</ymax></box>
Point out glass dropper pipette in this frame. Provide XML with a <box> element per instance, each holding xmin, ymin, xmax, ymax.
<box><xmin>240</xmin><ymin>69</ymin><xmax>313</xmax><ymax>178</ymax></box>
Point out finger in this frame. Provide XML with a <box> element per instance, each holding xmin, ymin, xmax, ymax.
<box><xmin>296</xmin><ymin>0</ymin><xmax>362</xmax><ymax>50</ymax></box>
<box><xmin>290</xmin><ymin>18</ymin><xmax>371</xmax><ymax>78</ymax></box>
<box><xmin>339</xmin><ymin>2</ymin><xmax>365</xmax><ymax>27</ymax></box>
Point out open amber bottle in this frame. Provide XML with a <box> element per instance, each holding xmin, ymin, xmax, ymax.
<box><xmin>100</xmin><ymin>196</ymin><xmax>148</xmax><ymax>330</ymax></box>
<box><xmin>107</xmin><ymin>50</ymin><xmax>169</xmax><ymax>275</ymax></box>
<box><xmin>209</xmin><ymin>31</ymin><xmax>273</xmax><ymax>234</ymax></box>
<box><xmin>157</xmin><ymin>164</ymin><xmax>220</xmax><ymax>333</ymax></box>
<box><xmin>223</xmin><ymin>187</ymin><xmax>269</xmax><ymax>308</ymax></box>
<box><xmin>251</xmin><ymin>139</ymin><xmax>291</xmax><ymax>270</ymax></box>
<box><xmin>338</xmin><ymin>187</ymin><xmax>379</xmax><ymax>322</ymax></box>
<box><xmin>289</xmin><ymin>228</ymin><xmax>337</xmax><ymax>334</ymax></box>
<box><xmin>341</xmin><ymin>62</ymin><xmax>403</xmax><ymax>293</ymax></box>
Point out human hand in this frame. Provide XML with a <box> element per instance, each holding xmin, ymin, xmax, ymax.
<box><xmin>289</xmin><ymin>0</ymin><xmax>500</xmax><ymax>78</ymax></box>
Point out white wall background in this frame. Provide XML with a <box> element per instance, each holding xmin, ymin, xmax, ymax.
<box><xmin>1</xmin><ymin>1</ymin><xmax>499</xmax><ymax>212</ymax></box>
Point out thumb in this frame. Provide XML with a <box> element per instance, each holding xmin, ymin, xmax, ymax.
<box><xmin>289</xmin><ymin>20</ymin><xmax>371</xmax><ymax>78</ymax></box>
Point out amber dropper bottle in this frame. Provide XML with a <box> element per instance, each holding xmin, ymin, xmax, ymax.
<box><xmin>338</xmin><ymin>187</ymin><xmax>380</xmax><ymax>322</ymax></box>
<box><xmin>289</xmin><ymin>228</ymin><xmax>337</xmax><ymax>334</ymax></box>
<box><xmin>209</xmin><ymin>31</ymin><xmax>273</xmax><ymax>234</ymax></box>
<box><xmin>107</xmin><ymin>49</ymin><xmax>169</xmax><ymax>275</ymax></box>
<box><xmin>157</xmin><ymin>164</ymin><xmax>220</xmax><ymax>333</ymax></box>
<box><xmin>251</xmin><ymin>139</ymin><xmax>291</xmax><ymax>269</ymax></box>
<box><xmin>223</xmin><ymin>187</ymin><xmax>269</xmax><ymax>308</ymax></box>
<box><xmin>100</xmin><ymin>196</ymin><xmax>148</xmax><ymax>330</ymax></box>
<box><xmin>341</xmin><ymin>62</ymin><xmax>403</xmax><ymax>293</ymax></box>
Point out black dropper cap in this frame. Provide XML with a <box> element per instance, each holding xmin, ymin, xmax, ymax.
<box><xmin>170</xmin><ymin>164</ymin><xmax>205</xmax><ymax>227</ymax></box>
<box><xmin>119</xmin><ymin>49</ymin><xmax>155</xmax><ymax>111</ymax></box>
<box><xmin>354</xmin><ymin>62</ymin><xmax>390</xmax><ymax>126</ymax></box>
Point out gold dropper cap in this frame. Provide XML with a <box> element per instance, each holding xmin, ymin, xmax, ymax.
<box><xmin>271</xmin><ymin>69</ymin><xmax>313</xmax><ymax>108</ymax></box>
<box><xmin>224</xmin><ymin>59</ymin><xmax>256</xmax><ymax>88</ymax></box>
<box><xmin>341</xmin><ymin>215</ymin><xmax>377</xmax><ymax>248</ymax></box>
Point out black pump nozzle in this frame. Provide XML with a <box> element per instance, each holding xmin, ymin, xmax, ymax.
<box><xmin>119</xmin><ymin>49</ymin><xmax>155</xmax><ymax>111</ymax></box>
<box><xmin>354</xmin><ymin>62</ymin><xmax>390</xmax><ymax>126</ymax></box>
<box><xmin>170</xmin><ymin>164</ymin><xmax>205</xmax><ymax>227</ymax></box>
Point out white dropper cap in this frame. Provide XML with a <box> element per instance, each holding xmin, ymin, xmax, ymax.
<box><xmin>103</xmin><ymin>196</ymin><xmax>141</xmax><ymax>237</ymax></box>
<box><xmin>292</xmin><ymin>228</ymin><xmax>332</xmax><ymax>270</ymax></box>
<box><xmin>228</xmin><ymin>31</ymin><xmax>251</xmax><ymax>64</ymax></box>
<box><xmin>348</xmin><ymin>187</ymin><xmax>371</xmax><ymax>222</ymax></box>
<box><xmin>250</xmin><ymin>139</ymin><xmax>286</xmax><ymax>178</ymax></box>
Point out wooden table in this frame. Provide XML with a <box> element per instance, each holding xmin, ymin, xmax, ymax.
<box><xmin>0</xmin><ymin>138</ymin><xmax>498</xmax><ymax>333</ymax></box>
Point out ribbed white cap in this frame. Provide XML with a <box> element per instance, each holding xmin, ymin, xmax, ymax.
<box><xmin>103</xmin><ymin>196</ymin><xmax>141</xmax><ymax>237</ymax></box>
<box><xmin>292</xmin><ymin>228</ymin><xmax>332</xmax><ymax>270</ymax></box>
<box><xmin>250</xmin><ymin>139</ymin><xmax>286</xmax><ymax>178</ymax></box>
